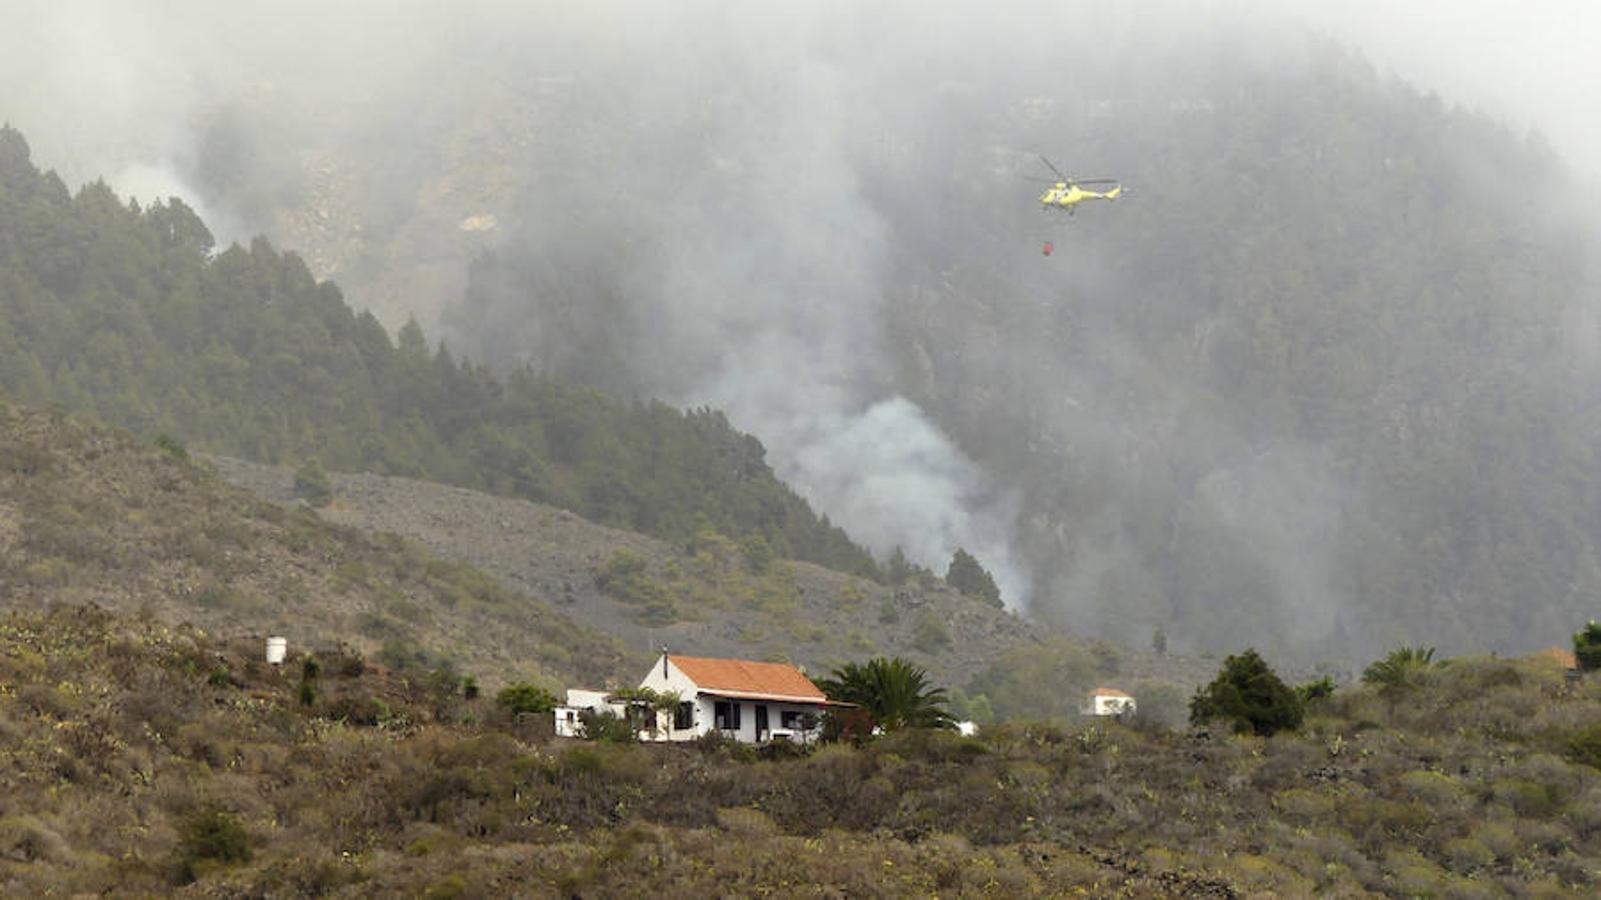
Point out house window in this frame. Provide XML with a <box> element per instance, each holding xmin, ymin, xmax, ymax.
<box><xmin>674</xmin><ymin>701</ymin><xmax>693</xmax><ymax>730</ymax></box>
<box><xmin>714</xmin><ymin>700</ymin><xmax>741</xmax><ymax>731</ymax></box>
<box><xmin>780</xmin><ymin>710</ymin><xmax>817</xmax><ymax>732</ymax></box>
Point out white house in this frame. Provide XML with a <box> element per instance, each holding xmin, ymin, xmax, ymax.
<box><xmin>553</xmin><ymin>688</ymin><xmax>620</xmax><ymax>738</ymax></box>
<box><xmin>555</xmin><ymin>653</ymin><xmax>837</xmax><ymax>743</ymax></box>
<box><xmin>1083</xmin><ymin>687</ymin><xmax>1136</xmax><ymax>718</ymax></box>
<box><xmin>637</xmin><ymin>652</ymin><xmax>833</xmax><ymax>744</ymax></box>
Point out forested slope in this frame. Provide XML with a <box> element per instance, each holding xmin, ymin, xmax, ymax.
<box><xmin>0</xmin><ymin>124</ymin><xmax>877</xmax><ymax>578</ymax></box>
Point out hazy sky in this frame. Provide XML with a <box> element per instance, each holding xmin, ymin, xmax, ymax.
<box><xmin>1293</xmin><ymin>0</ymin><xmax>1601</xmax><ymax>177</ymax></box>
<box><xmin>4</xmin><ymin>2</ymin><xmax>1601</xmax><ymax>183</ymax></box>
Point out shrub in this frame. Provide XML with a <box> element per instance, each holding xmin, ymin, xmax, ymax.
<box><xmin>496</xmin><ymin>682</ymin><xmax>558</xmax><ymax>717</ymax></box>
<box><xmin>912</xmin><ymin>613</ymin><xmax>951</xmax><ymax>653</ymax></box>
<box><xmin>1189</xmin><ymin>649</ymin><xmax>1303</xmax><ymax>736</ymax></box>
<box><xmin>0</xmin><ymin>815</ymin><xmax>65</xmax><ymax>862</ymax></box>
<box><xmin>714</xmin><ymin>806</ymin><xmax>778</xmax><ymax>836</ymax></box>
<box><xmin>579</xmin><ymin>708</ymin><xmax>638</xmax><ymax>744</ymax></box>
<box><xmin>1295</xmin><ymin>676</ymin><xmax>1336</xmax><ymax>705</ymax></box>
<box><xmin>176</xmin><ymin>809</ymin><xmax>251</xmax><ymax>879</ymax></box>
<box><xmin>1576</xmin><ymin>621</ymin><xmax>1601</xmax><ymax>672</ymax></box>
<box><xmin>293</xmin><ymin>457</ymin><xmax>334</xmax><ymax>507</ymax></box>
<box><xmin>1441</xmin><ymin>837</ymin><xmax>1494</xmax><ymax>874</ymax></box>
<box><xmin>153</xmin><ymin>433</ymin><xmax>188</xmax><ymax>461</ymax></box>
<box><xmin>324</xmin><ymin>644</ymin><xmax>367</xmax><ymax>677</ymax></box>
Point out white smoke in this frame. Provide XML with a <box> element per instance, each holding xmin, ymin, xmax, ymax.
<box><xmin>625</xmin><ymin>53</ymin><xmax>1030</xmax><ymax>602</ymax></box>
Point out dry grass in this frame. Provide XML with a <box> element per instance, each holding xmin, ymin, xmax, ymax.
<box><xmin>4</xmin><ymin>602</ymin><xmax>1601</xmax><ymax>895</ymax></box>
<box><xmin>0</xmin><ymin>402</ymin><xmax>639</xmax><ymax>693</ymax></box>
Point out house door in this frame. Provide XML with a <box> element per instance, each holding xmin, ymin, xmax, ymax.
<box><xmin>754</xmin><ymin>704</ymin><xmax>769</xmax><ymax>741</ymax></box>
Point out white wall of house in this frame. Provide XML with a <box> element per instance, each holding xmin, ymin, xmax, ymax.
<box><xmin>639</xmin><ymin>657</ymin><xmax>701</xmax><ymax>702</ymax></box>
<box><xmin>637</xmin><ymin>657</ymin><xmax>705</xmax><ymax>741</ymax></box>
<box><xmin>1087</xmin><ymin>694</ymin><xmax>1136</xmax><ymax>717</ymax></box>
<box><xmin>635</xmin><ymin>657</ymin><xmax>826</xmax><ymax>743</ymax></box>
<box><xmin>698</xmin><ymin>698</ymin><xmax>825</xmax><ymax>743</ymax></box>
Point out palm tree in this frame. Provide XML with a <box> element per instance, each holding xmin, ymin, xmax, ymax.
<box><xmin>1361</xmin><ymin>646</ymin><xmax>1436</xmax><ymax>691</ymax></box>
<box><xmin>817</xmin><ymin>656</ymin><xmax>955</xmax><ymax>732</ymax></box>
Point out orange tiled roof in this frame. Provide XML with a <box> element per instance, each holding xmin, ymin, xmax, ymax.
<box><xmin>669</xmin><ymin>655</ymin><xmax>827</xmax><ymax>702</ymax></box>
<box><xmin>1090</xmin><ymin>687</ymin><xmax>1132</xmax><ymax>699</ymax></box>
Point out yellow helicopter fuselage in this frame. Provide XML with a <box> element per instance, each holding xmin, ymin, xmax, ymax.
<box><xmin>1040</xmin><ymin>182</ymin><xmax>1122</xmax><ymax>210</ymax></box>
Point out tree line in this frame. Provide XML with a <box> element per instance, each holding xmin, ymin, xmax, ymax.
<box><xmin>0</xmin><ymin>125</ymin><xmax>878</xmax><ymax>578</ymax></box>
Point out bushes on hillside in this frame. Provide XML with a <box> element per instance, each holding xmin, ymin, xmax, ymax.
<box><xmin>1189</xmin><ymin>649</ymin><xmax>1303</xmax><ymax>736</ymax></box>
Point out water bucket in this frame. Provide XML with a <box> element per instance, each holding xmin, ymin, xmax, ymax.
<box><xmin>266</xmin><ymin>636</ymin><xmax>288</xmax><ymax>665</ymax></box>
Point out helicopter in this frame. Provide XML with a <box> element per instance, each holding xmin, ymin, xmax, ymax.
<box><xmin>1030</xmin><ymin>157</ymin><xmax>1122</xmax><ymax>256</ymax></box>
<box><xmin>1032</xmin><ymin>157</ymin><xmax>1122</xmax><ymax>214</ymax></box>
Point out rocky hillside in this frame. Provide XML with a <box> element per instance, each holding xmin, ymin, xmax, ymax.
<box><xmin>0</xmin><ymin>398</ymin><xmax>638</xmax><ymax>690</ymax></box>
<box><xmin>211</xmin><ymin>455</ymin><xmax>1081</xmax><ymax>690</ymax></box>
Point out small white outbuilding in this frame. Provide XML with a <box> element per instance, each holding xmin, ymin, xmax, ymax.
<box><xmin>553</xmin><ymin>689</ymin><xmax>619</xmax><ymax>738</ymax></box>
<box><xmin>1082</xmin><ymin>687</ymin><xmax>1136</xmax><ymax>717</ymax></box>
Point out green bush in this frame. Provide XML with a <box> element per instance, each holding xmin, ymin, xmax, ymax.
<box><xmin>152</xmin><ymin>433</ymin><xmax>188</xmax><ymax>461</ymax></box>
<box><xmin>1295</xmin><ymin>676</ymin><xmax>1335</xmax><ymax>705</ymax></box>
<box><xmin>578</xmin><ymin>708</ymin><xmax>638</xmax><ymax>743</ymax></box>
<box><xmin>496</xmin><ymin>682</ymin><xmax>558</xmax><ymax>717</ymax></box>
<box><xmin>293</xmin><ymin>457</ymin><xmax>334</xmax><ymax>507</ymax></box>
<box><xmin>177</xmin><ymin>809</ymin><xmax>251</xmax><ymax>879</ymax></box>
<box><xmin>1189</xmin><ymin>649</ymin><xmax>1303</xmax><ymax>737</ymax></box>
<box><xmin>912</xmin><ymin>613</ymin><xmax>951</xmax><ymax>653</ymax></box>
<box><xmin>1568</xmin><ymin>723</ymin><xmax>1601</xmax><ymax>770</ymax></box>
<box><xmin>1575</xmin><ymin>621</ymin><xmax>1601</xmax><ymax>672</ymax></box>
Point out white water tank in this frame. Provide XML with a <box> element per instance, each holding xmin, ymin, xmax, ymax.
<box><xmin>266</xmin><ymin>636</ymin><xmax>287</xmax><ymax>665</ymax></box>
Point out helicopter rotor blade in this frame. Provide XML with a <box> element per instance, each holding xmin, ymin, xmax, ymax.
<box><xmin>1038</xmin><ymin>156</ymin><xmax>1068</xmax><ymax>181</ymax></box>
<box><xmin>1071</xmin><ymin>179</ymin><xmax>1119</xmax><ymax>185</ymax></box>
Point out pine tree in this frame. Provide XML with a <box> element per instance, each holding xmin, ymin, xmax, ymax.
<box><xmin>945</xmin><ymin>548</ymin><xmax>1002</xmax><ymax>607</ymax></box>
